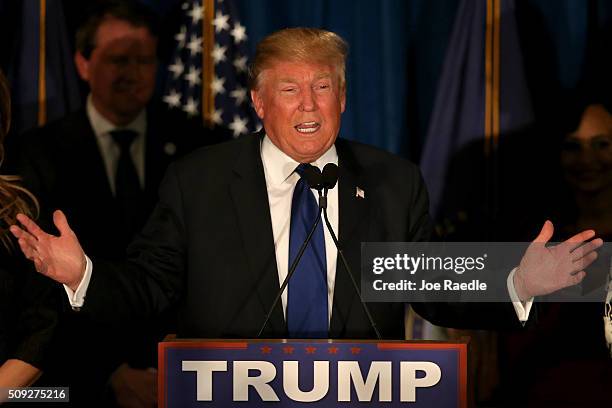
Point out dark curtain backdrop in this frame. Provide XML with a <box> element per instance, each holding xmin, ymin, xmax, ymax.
<box><xmin>145</xmin><ymin>0</ymin><xmax>426</xmax><ymax>155</ymax></box>
<box><xmin>142</xmin><ymin>0</ymin><xmax>612</xmax><ymax>160</ymax></box>
<box><xmin>233</xmin><ymin>0</ymin><xmax>417</xmax><ymax>157</ymax></box>
<box><xmin>2</xmin><ymin>0</ymin><xmax>610</xmax><ymax>157</ymax></box>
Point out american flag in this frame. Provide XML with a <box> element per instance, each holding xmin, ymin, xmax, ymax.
<box><xmin>163</xmin><ymin>0</ymin><xmax>257</xmax><ymax>137</ymax></box>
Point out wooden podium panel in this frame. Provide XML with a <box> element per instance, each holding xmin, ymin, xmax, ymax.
<box><xmin>159</xmin><ymin>339</ymin><xmax>467</xmax><ymax>407</ymax></box>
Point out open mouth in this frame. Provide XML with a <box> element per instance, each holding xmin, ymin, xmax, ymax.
<box><xmin>294</xmin><ymin>121</ymin><xmax>320</xmax><ymax>134</ymax></box>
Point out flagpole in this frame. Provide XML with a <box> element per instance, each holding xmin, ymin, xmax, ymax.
<box><xmin>38</xmin><ymin>0</ymin><xmax>47</xmax><ymax>126</ymax></box>
<box><xmin>484</xmin><ymin>0</ymin><xmax>501</xmax><ymax>238</ymax></box>
<box><xmin>492</xmin><ymin>0</ymin><xmax>500</xmax><ymax>149</ymax></box>
<box><xmin>202</xmin><ymin>0</ymin><xmax>215</xmax><ymax>125</ymax></box>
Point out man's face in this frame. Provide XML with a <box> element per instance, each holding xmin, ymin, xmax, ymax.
<box><xmin>75</xmin><ymin>17</ymin><xmax>157</xmax><ymax>125</ymax></box>
<box><xmin>250</xmin><ymin>60</ymin><xmax>346</xmax><ymax>163</ymax></box>
<box><xmin>561</xmin><ymin>104</ymin><xmax>612</xmax><ymax>193</ymax></box>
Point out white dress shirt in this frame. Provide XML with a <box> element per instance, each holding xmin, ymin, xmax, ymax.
<box><xmin>86</xmin><ymin>95</ymin><xmax>147</xmax><ymax>194</ymax></box>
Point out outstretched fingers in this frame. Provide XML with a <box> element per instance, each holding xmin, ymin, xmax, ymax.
<box><xmin>53</xmin><ymin>210</ymin><xmax>74</xmax><ymax>236</ymax></box>
<box><xmin>572</xmin><ymin>251</ymin><xmax>599</xmax><ymax>272</ymax></box>
<box><xmin>562</xmin><ymin>229</ymin><xmax>596</xmax><ymax>251</ymax></box>
<box><xmin>15</xmin><ymin>213</ymin><xmax>49</xmax><ymax>241</ymax></box>
<box><xmin>533</xmin><ymin>220</ymin><xmax>554</xmax><ymax>243</ymax></box>
<box><xmin>571</xmin><ymin>238</ymin><xmax>603</xmax><ymax>261</ymax></box>
<box><xmin>11</xmin><ymin>226</ymin><xmax>39</xmax><ymax>257</ymax></box>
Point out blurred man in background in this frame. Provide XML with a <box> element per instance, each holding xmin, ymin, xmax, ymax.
<box><xmin>12</xmin><ymin>1</ymin><xmax>227</xmax><ymax>406</ymax></box>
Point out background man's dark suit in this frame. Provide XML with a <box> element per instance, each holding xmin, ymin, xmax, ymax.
<box><xmin>11</xmin><ymin>103</ymin><xmax>228</xmax><ymax>403</ymax></box>
<box><xmin>14</xmin><ymin>104</ymin><xmax>227</xmax><ymax>259</ymax></box>
<box><xmin>82</xmin><ymin>132</ymin><xmax>520</xmax><ymax>339</ymax></box>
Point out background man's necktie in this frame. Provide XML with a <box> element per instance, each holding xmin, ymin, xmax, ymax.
<box><xmin>287</xmin><ymin>164</ymin><xmax>328</xmax><ymax>338</ymax></box>
<box><xmin>110</xmin><ymin>129</ymin><xmax>144</xmax><ymax>241</ymax></box>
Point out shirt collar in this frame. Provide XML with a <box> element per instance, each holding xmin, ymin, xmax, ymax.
<box><xmin>86</xmin><ymin>94</ymin><xmax>146</xmax><ymax>138</ymax></box>
<box><xmin>261</xmin><ymin>134</ymin><xmax>339</xmax><ymax>187</ymax></box>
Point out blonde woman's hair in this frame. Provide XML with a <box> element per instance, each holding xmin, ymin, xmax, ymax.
<box><xmin>248</xmin><ymin>27</ymin><xmax>348</xmax><ymax>91</ymax></box>
<box><xmin>0</xmin><ymin>70</ymin><xmax>38</xmax><ymax>250</ymax></box>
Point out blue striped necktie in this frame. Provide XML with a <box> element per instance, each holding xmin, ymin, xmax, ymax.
<box><xmin>287</xmin><ymin>164</ymin><xmax>328</xmax><ymax>338</ymax></box>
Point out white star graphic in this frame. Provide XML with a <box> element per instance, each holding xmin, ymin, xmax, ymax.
<box><xmin>230</xmin><ymin>22</ymin><xmax>247</xmax><ymax>43</ymax></box>
<box><xmin>228</xmin><ymin>115</ymin><xmax>248</xmax><ymax>137</ymax></box>
<box><xmin>187</xmin><ymin>34</ymin><xmax>202</xmax><ymax>57</ymax></box>
<box><xmin>168</xmin><ymin>58</ymin><xmax>184</xmax><ymax>79</ymax></box>
<box><xmin>213</xmin><ymin>10</ymin><xmax>230</xmax><ymax>33</ymax></box>
<box><xmin>175</xmin><ymin>25</ymin><xmax>187</xmax><ymax>48</ymax></box>
<box><xmin>210</xmin><ymin>108</ymin><xmax>223</xmax><ymax>125</ymax></box>
<box><xmin>183</xmin><ymin>97</ymin><xmax>199</xmax><ymax>116</ymax></box>
<box><xmin>211</xmin><ymin>75</ymin><xmax>226</xmax><ymax>95</ymax></box>
<box><xmin>185</xmin><ymin>66</ymin><xmax>202</xmax><ymax>87</ymax></box>
<box><xmin>211</xmin><ymin>44</ymin><xmax>227</xmax><ymax>64</ymax></box>
<box><xmin>163</xmin><ymin>89</ymin><xmax>182</xmax><ymax>108</ymax></box>
<box><xmin>233</xmin><ymin>55</ymin><xmax>248</xmax><ymax>73</ymax></box>
<box><xmin>230</xmin><ymin>86</ymin><xmax>247</xmax><ymax>106</ymax></box>
<box><xmin>189</xmin><ymin>2</ymin><xmax>204</xmax><ymax>24</ymax></box>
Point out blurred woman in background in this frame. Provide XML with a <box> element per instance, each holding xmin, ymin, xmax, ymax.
<box><xmin>0</xmin><ymin>69</ymin><xmax>59</xmax><ymax>391</ymax></box>
<box><xmin>499</xmin><ymin>98</ymin><xmax>612</xmax><ymax>407</ymax></box>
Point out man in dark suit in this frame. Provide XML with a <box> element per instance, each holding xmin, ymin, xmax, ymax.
<box><xmin>11</xmin><ymin>28</ymin><xmax>599</xmax><ymax>344</ymax></box>
<box><xmin>12</xmin><ymin>1</ymin><xmax>226</xmax><ymax>406</ymax></box>
<box><xmin>17</xmin><ymin>105</ymin><xmax>219</xmax><ymax>261</ymax></box>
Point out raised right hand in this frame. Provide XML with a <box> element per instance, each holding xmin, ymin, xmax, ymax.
<box><xmin>10</xmin><ymin>210</ymin><xmax>86</xmax><ymax>291</ymax></box>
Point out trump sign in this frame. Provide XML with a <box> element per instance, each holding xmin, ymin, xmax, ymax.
<box><xmin>159</xmin><ymin>340</ymin><xmax>467</xmax><ymax>407</ymax></box>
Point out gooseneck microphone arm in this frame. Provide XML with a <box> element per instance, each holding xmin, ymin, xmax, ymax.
<box><xmin>319</xmin><ymin>162</ymin><xmax>381</xmax><ymax>340</ymax></box>
<box><xmin>321</xmin><ymin>189</ymin><xmax>382</xmax><ymax>340</ymax></box>
<box><xmin>257</xmin><ymin>165</ymin><xmax>325</xmax><ymax>338</ymax></box>
<box><xmin>257</xmin><ymin>207</ymin><xmax>323</xmax><ymax>338</ymax></box>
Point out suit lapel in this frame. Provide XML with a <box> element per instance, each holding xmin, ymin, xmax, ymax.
<box><xmin>229</xmin><ymin>133</ymin><xmax>287</xmax><ymax>337</ymax></box>
<box><xmin>329</xmin><ymin>140</ymin><xmax>370</xmax><ymax>337</ymax></box>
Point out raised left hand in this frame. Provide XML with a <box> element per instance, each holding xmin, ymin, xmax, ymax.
<box><xmin>514</xmin><ymin>220</ymin><xmax>603</xmax><ymax>301</ymax></box>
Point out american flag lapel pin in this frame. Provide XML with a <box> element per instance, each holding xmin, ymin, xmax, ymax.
<box><xmin>355</xmin><ymin>186</ymin><xmax>365</xmax><ymax>199</ymax></box>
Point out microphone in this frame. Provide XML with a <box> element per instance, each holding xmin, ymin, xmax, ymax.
<box><xmin>321</xmin><ymin>163</ymin><xmax>338</xmax><ymax>190</ymax></box>
<box><xmin>257</xmin><ymin>164</ymin><xmax>324</xmax><ymax>338</ymax></box>
<box><xmin>319</xmin><ymin>163</ymin><xmax>382</xmax><ymax>340</ymax></box>
<box><xmin>303</xmin><ymin>164</ymin><xmax>324</xmax><ymax>191</ymax></box>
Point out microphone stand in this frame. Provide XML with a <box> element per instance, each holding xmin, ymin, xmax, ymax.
<box><xmin>258</xmin><ymin>163</ymin><xmax>381</xmax><ymax>340</ymax></box>
<box><xmin>257</xmin><ymin>195</ymin><xmax>324</xmax><ymax>338</ymax></box>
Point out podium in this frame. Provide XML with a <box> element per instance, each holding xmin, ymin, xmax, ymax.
<box><xmin>159</xmin><ymin>339</ymin><xmax>467</xmax><ymax>407</ymax></box>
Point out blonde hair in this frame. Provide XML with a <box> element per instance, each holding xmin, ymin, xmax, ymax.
<box><xmin>248</xmin><ymin>27</ymin><xmax>348</xmax><ymax>91</ymax></box>
<box><xmin>0</xmin><ymin>70</ymin><xmax>39</xmax><ymax>250</ymax></box>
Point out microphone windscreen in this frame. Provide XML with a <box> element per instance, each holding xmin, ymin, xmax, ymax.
<box><xmin>322</xmin><ymin>163</ymin><xmax>339</xmax><ymax>189</ymax></box>
<box><xmin>303</xmin><ymin>164</ymin><xmax>323</xmax><ymax>190</ymax></box>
